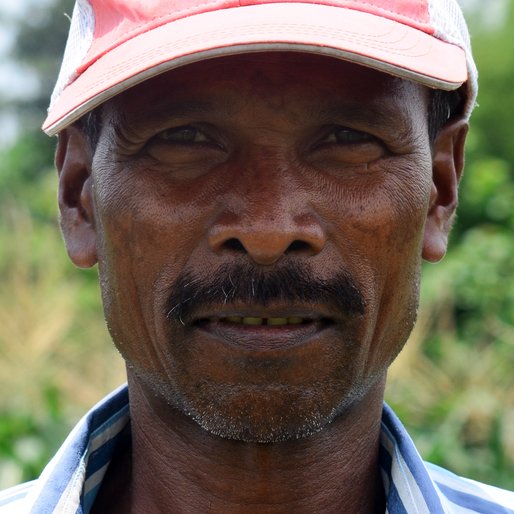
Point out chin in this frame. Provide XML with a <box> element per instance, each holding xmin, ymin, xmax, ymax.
<box><xmin>136</xmin><ymin>366</ymin><xmax>374</xmax><ymax>443</ymax></box>
<box><xmin>188</xmin><ymin>394</ymin><xmax>338</xmax><ymax>443</ymax></box>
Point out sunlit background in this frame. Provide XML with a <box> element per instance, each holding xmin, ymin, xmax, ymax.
<box><xmin>1</xmin><ymin>0</ymin><xmax>513</xmax><ymax>491</ymax></box>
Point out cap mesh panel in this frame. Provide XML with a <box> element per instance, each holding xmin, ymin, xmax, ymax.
<box><xmin>428</xmin><ymin>0</ymin><xmax>478</xmax><ymax>115</ymax></box>
<box><xmin>49</xmin><ymin>0</ymin><xmax>95</xmax><ymax>111</ymax></box>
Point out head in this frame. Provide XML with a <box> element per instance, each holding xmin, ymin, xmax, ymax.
<box><xmin>48</xmin><ymin>0</ymin><xmax>475</xmax><ymax>443</ymax></box>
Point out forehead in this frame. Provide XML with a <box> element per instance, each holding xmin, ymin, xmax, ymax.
<box><xmin>104</xmin><ymin>52</ymin><xmax>429</xmax><ymax>126</ymax></box>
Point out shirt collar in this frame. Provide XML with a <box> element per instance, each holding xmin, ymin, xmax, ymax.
<box><xmin>380</xmin><ymin>404</ymin><xmax>450</xmax><ymax>514</ymax></box>
<box><xmin>23</xmin><ymin>386</ymin><xmax>456</xmax><ymax>513</ymax></box>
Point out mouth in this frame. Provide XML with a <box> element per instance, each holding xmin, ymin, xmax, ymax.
<box><xmin>189</xmin><ymin>310</ymin><xmax>336</xmax><ymax>351</ymax></box>
<box><xmin>195</xmin><ymin>315</ymin><xmax>329</xmax><ymax>327</ymax></box>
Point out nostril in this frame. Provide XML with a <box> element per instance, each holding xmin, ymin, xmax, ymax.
<box><xmin>287</xmin><ymin>240</ymin><xmax>311</xmax><ymax>253</ymax></box>
<box><xmin>223</xmin><ymin>238</ymin><xmax>246</xmax><ymax>253</ymax></box>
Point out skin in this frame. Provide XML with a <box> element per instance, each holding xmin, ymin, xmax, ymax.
<box><xmin>55</xmin><ymin>53</ymin><xmax>467</xmax><ymax>513</ymax></box>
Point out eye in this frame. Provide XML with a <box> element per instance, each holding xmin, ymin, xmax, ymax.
<box><xmin>308</xmin><ymin>125</ymin><xmax>385</xmax><ymax>167</ymax></box>
<box><xmin>144</xmin><ymin>122</ymin><xmax>227</xmax><ymax>175</ymax></box>
<box><xmin>155</xmin><ymin>125</ymin><xmax>210</xmax><ymax>144</ymax></box>
<box><xmin>317</xmin><ymin>126</ymin><xmax>376</xmax><ymax>146</ymax></box>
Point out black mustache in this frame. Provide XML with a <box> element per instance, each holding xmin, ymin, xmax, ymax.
<box><xmin>165</xmin><ymin>263</ymin><xmax>365</xmax><ymax>324</ymax></box>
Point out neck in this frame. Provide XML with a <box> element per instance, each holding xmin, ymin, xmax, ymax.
<box><xmin>96</xmin><ymin>375</ymin><xmax>386</xmax><ymax>514</ymax></box>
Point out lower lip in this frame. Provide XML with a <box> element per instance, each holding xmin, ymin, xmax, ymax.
<box><xmin>192</xmin><ymin>319</ymin><xmax>334</xmax><ymax>351</ymax></box>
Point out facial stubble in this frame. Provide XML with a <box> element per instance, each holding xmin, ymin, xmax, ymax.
<box><xmin>131</xmin><ymin>262</ymin><xmax>386</xmax><ymax>443</ymax></box>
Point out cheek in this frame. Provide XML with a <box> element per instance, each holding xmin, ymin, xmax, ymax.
<box><xmin>91</xmin><ymin>163</ymin><xmax>217</xmax><ymax>367</ymax></box>
<box><xmin>321</xmin><ymin>158</ymin><xmax>432</xmax><ymax>261</ymax></box>
<box><xmin>93</xmin><ymin>152</ymin><xmax>219</xmax><ymax>270</ymax></box>
<box><xmin>317</xmin><ymin>159</ymin><xmax>432</xmax><ymax>365</ymax></box>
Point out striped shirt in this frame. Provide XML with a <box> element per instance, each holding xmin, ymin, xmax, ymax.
<box><xmin>1</xmin><ymin>384</ymin><xmax>513</xmax><ymax>513</ymax></box>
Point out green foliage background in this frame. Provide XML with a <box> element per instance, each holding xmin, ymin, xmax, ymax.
<box><xmin>0</xmin><ymin>0</ymin><xmax>513</xmax><ymax>491</ymax></box>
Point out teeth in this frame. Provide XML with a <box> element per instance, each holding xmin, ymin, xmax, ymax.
<box><xmin>243</xmin><ymin>317</ymin><xmax>263</xmax><ymax>325</ymax></box>
<box><xmin>219</xmin><ymin>316</ymin><xmax>309</xmax><ymax>326</ymax></box>
<box><xmin>267</xmin><ymin>317</ymin><xmax>288</xmax><ymax>326</ymax></box>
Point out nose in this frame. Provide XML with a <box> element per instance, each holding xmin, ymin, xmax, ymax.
<box><xmin>208</xmin><ymin>170</ymin><xmax>326</xmax><ymax>266</ymax></box>
<box><xmin>209</xmin><ymin>215</ymin><xmax>326</xmax><ymax>265</ymax></box>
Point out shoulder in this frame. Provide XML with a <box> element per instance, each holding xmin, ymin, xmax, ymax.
<box><xmin>0</xmin><ymin>480</ymin><xmax>36</xmax><ymax>513</ymax></box>
<box><xmin>426</xmin><ymin>462</ymin><xmax>514</xmax><ymax>513</ymax></box>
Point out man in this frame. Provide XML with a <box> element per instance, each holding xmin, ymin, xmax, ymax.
<box><xmin>0</xmin><ymin>0</ymin><xmax>513</xmax><ymax>512</ymax></box>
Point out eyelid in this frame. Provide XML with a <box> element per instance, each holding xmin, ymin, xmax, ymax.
<box><xmin>311</xmin><ymin>125</ymin><xmax>378</xmax><ymax>149</ymax></box>
<box><xmin>145</xmin><ymin>122</ymin><xmax>230</xmax><ymax>159</ymax></box>
<box><xmin>150</xmin><ymin>122</ymin><xmax>230</xmax><ymax>150</ymax></box>
<box><xmin>154</xmin><ymin>124</ymin><xmax>207</xmax><ymax>142</ymax></box>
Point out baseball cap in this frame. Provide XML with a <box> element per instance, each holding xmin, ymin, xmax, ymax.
<box><xmin>43</xmin><ymin>0</ymin><xmax>477</xmax><ymax>136</ymax></box>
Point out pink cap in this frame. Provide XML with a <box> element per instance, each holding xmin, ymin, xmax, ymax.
<box><xmin>43</xmin><ymin>0</ymin><xmax>477</xmax><ymax>136</ymax></box>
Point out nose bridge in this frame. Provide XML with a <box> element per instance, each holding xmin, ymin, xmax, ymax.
<box><xmin>208</xmin><ymin>147</ymin><xmax>326</xmax><ymax>265</ymax></box>
<box><xmin>243</xmin><ymin>148</ymin><xmax>293</xmax><ymax>223</ymax></box>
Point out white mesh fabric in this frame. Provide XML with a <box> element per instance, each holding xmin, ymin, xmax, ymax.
<box><xmin>49</xmin><ymin>0</ymin><xmax>95</xmax><ymax>111</ymax></box>
<box><xmin>428</xmin><ymin>0</ymin><xmax>478</xmax><ymax>117</ymax></box>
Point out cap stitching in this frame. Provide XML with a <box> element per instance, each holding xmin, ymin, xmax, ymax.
<box><xmin>75</xmin><ymin>25</ymin><xmax>444</xmax><ymax>100</ymax></box>
<box><xmin>85</xmin><ymin>0</ymin><xmax>431</xmax><ymax>72</ymax></box>
<box><xmin>331</xmin><ymin>0</ymin><xmax>428</xmax><ymax>26</ymax></box>
<box><xmin>85</xmin><ymin>0</ymin><xmax>236</xmax><ymax>66</ymax></box>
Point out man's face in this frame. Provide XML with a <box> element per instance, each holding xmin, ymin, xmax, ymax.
<box><xmin>83</xmin><ymin>53</ymin><xmax>436</xmax><ymax>442</ymax></box>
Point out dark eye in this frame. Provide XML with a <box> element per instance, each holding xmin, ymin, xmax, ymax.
<box><xmin>155</xmin><ymin>125</ymin><xmax>210</xmax><ymax>144</ymax></box>
<box><xmin>308</xmin><ymin>125</ymin><xmax>385</xmax><ymax>166</ymax></box>
<box><xmin>320</xmin><ymin>127</ymin><xmax>375</xmax><ymax>145</ymax></box>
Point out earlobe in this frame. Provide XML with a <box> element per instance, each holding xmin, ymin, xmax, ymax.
<box><xmin>56</xmin><ymin>125</ymin><xmax>98</xmax><ymax>268</ymax></box>
<box><xmin>422</xmin><ymin>117</ymin><xmax>468</xmax><ymax>263</ymax></box>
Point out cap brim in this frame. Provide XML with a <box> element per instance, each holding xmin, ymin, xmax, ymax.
<box><xmin>43</xmin><ymin>3</ymin><xmax>468</xmax><ymax>135</ymax></box>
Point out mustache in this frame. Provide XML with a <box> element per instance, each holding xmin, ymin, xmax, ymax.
<box><xmin>165</xmin><ymin>263</ymin><xmax>365</xmax><ymax>324</ymax></box>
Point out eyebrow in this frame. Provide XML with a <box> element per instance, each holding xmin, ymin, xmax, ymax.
<box><xmin>316</xmin><ymin>103</ymin><xmax>405</xmax><ymax>129</ymax></box>
<box><xmin>117</xmin><ymin>95</ymin><xmax>414</xmax><ymax>143</ymax></box>
<box><xmin>318</xmin><ymin>102</ymin><xmax>419</xmax><ymax>147</ymax></box>
<box><xmin>129</xmin><ymin>100</ymin><xmax>229</xmax><ymax>127</ymax></box>
<box><xmin>106</xmin><ymin>100</ymin><xmax>226</xmax><ymax>145</ymax></box>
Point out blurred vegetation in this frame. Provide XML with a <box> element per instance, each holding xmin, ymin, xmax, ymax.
<box><xmin>0</xmin><ymin>0</ymin><xmax>125</xmax><ymax>488</ymax></box>
<box><xmin>0</xmin><ymin>0</ymin><xmax>513</xmax><ymax>492</ymax></box>
<box><xmin>388</xmin><ymin>2</ymin><xmax>514</xmax><ymax>489</ymax></box>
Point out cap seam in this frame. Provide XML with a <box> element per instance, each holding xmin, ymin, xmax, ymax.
<box><xmin>72</xmin><ymin>24</ymin><xmax>463</xmax><ymax>102</ymax></box>
<box><xmin>80</xmin><ymin>1</ymin><xmax>435</xmax><ymax>76</ymax></box>
<box><xmin>80</xmin><ymin>0</ymin><xmax>237</xmax><ymax>73</ymax></box>
<box><xmin>329</xmin><ymin>0</ymin><xmax>431</xmax><ymax>28</ymax></box>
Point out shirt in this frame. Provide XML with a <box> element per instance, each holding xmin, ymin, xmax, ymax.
<box><xmin>1</xmin><ymin>384</ymin><xmax>513</xmax><ymax>513</ymax></box>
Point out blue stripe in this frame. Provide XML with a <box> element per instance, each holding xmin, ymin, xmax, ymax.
<box><xmin>387</xmin><ymin>481</ymin><xmax>410</xmax><ymax>514</ymax></box>
<box><xmin>85</xmin><ymin>436</ymin><xmax>121</xmax><ymax>477</ymax></box>
<box><xmin>83</xmin><ymin>483</ymin><xmax>102</xmax><ymax>514</ymax></box>
<box><xmin>379</xmin><ymin>442</ymin><xmax>393</xmax><ymax>471</ymax></box>
<box><xmin>90</xmin><ymin>403</ymin><xmax>129</xmax><ymax>441</ymax></box>
<box><xmin>436</xmin><ymin>482</ymin><xmax>514</xmax><ymax>514</ymax></box>
<box><xmin>0</xmin><ymin>490</ymin><xmax>28</xmax><ymax>507</ymax></box>
<box><xmin>379</xmin><ymin>442</ymin><xmax>393</xmax><ymax>499</ymax></box>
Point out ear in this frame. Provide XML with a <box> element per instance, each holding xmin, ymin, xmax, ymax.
<box><xmin>56</xmin><ymin>125</ymin><xmax>97</xmax><ymax>268</ymax></box>
<box><xmin>422</xmin><ymin>117</ymin><xmax>468</xmax><ymax>262</ymax></box>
